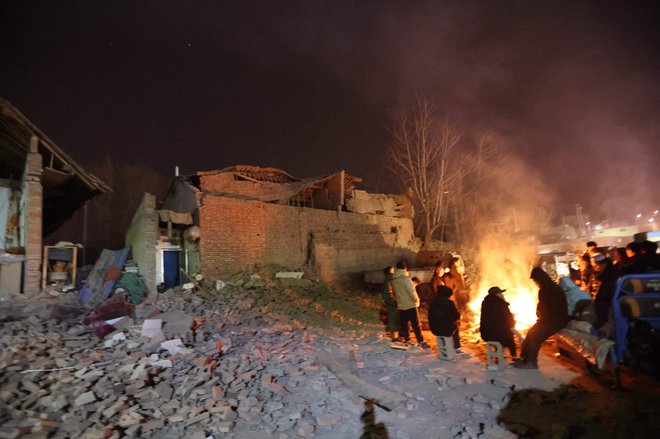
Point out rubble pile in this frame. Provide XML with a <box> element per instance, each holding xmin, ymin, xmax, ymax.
<box><xmin>0</xmin><ymin>272</ymin><xmax>572</xmax><ymax>438</ymax></box>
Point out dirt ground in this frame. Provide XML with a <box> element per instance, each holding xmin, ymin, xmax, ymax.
<box><xmin>457</xmin><ymin>326</ymin><xmax>660</xmax><ymax>439</ymax></box>
<box><xmin>2</xmin><ymin>276</ymin><xmax>659</xmax><ymax>438</ymax></box>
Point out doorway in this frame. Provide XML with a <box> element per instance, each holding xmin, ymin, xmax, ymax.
<box><xmin>163</xmin><ymin>250</ymin><xmax>181</xmax><ymax>289</ymax></box>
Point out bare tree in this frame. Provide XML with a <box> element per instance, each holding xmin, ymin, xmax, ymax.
<box><xmin>386</xmin><ymin>98</ymin><xmax>465</xmax><ymax>246</ymax></box>
<box><xmin>449</xmin><ymin>133</ymin><xmax>501</xmax><ymax>249</ymax></box>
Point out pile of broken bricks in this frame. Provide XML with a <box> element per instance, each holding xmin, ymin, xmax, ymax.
<box><xmin>0</xmin><ymin>273</ymin><xmax>376</xmax><ymax>439</ymax></box>
<box><xmin>0</xmin><ymin>271</ymin><xmax>520</xmax><ymax>439</ymax></box>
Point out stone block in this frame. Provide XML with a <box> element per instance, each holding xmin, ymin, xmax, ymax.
<box><xmin>155</xmin><ymin>382</ymin><xmax>173</xmax><ymax>401</ymax></box>
<box><xmin>74</xmin><ymin>391</ymin><xmax>97</xmax><ymax>407</ymax></box>
<box><xmin>212</xmin><ymin>386</ymin><xmax>223</xmax><ymax>400</ymax></box>
<box><xmin>141</xmin><ymin>419</ymin><xmax>165</xmax><ymax>431</ymax></box>
<box><xmin>158</xmin><ymin>311</ymin><xmax>193</xmax><ymax>337</ymax></box>
<box><xmin>316</xmin><ymin>415</ymin><xmax>339</xmax><ymax>426</ymax></box>
<box><xmin>185</xmin><ymin>412</ymin><xmax>210</xmax><ymax>426</ymax></box>
<box><xmin>168</xmin><ymin>414</ymin><xmax>184</xmax><ymax>423</ymax></box>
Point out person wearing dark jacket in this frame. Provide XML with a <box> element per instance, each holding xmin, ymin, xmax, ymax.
<box><xmin>381</xmin><ymin>266</ymin><xmax>400</xmax><ymax>342</ymax></box>
<box><xmin>480</xmin><ymin>286</ymin><xmax>517</xmax><ymax>358</ymax></box>
<box><xmin>514</xmin><ymin>267</ymin><xmax>569</xmax><ymax>369</ymax></box>
<box><xmin>591</xmin><ymin>254</ymin><xmax>621</xmax><ymax>331</ymax></box>
<box><xmin>428</xmin><ymin>285</ymin><xmax>461</xmax><ymax>351</ymax></box>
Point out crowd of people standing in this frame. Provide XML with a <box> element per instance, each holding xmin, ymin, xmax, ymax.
<box><xmin>379</xmin><ymin>238</ymin><xmax>660</xmax><ymax>370</ymax></box>
<box><xmin>382</xmin><ymin>260</ymin><xmax>465</xmax><ymax>352</ymax></box>
<box><xmin>575</xmin><ymin>240</ymin><xmax>660</xmax><ymax>330</ymax></box>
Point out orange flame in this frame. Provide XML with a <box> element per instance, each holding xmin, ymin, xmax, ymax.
<box><xmin>468</xmin><ymin>236</ymin><xmax>539</xmax><ymax>330</ymax></box>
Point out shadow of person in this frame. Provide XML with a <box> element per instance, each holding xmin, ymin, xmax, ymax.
<box><xmin>359</xmin><ymin>400</ymin><xmax>389</xmax><ymax>439</ymax></box>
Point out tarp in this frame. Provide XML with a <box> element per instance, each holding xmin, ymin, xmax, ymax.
<box><xmin>77</xmin><ymin>247</ymin><xmax>131</xmax><ymax>307</ymax></box>
<box><xmin>115</xmin><ymin>272</ymin><xmax>147</xmax><ymax>304</ymax></box>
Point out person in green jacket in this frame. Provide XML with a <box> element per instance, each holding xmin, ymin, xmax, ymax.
<box><xmin>382</xmin><ymin>266</ymin><xmax>400</xmax><ymax>342</ymax></box>
<box><xmin>391</xmin><ymin>261</ymin><xmax>430</xmax><ymax>348</ymax></box>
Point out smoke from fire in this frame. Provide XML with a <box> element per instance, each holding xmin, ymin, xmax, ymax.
<box><xmin>464</xmin><ymin>145</ymin><xmax>556</xmax><ymax>330</ymax></box>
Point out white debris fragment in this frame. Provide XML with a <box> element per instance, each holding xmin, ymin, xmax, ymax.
<box><xmin>275</xmin><ymin>272</ymin><xmax>304</xmax><ymax>279</ymax></box>
<box><xmin>141</xmin><ymin>319</ymin><xmax>163</xmax><ymax>338</ymax></box>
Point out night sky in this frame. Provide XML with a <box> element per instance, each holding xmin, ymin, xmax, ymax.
<box><xmin>1</xmin><ymin>1</ymin><xmax>658</xmax><ymax>223</ymax></box>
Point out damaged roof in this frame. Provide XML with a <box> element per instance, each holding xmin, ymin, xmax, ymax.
<box><xmin>190</xmin><ymin>165</ymin><xmax>362</xmax><ymax>204</ymax></box>
<box><xmin>0</xmin><ymin>98</ymin><xmax>111</xmax><ymax>235</ymax></box>
<box><xmin>198</xmin><ymin>165</ymin><xmax>300</xmax><ymax>184</ymax></box>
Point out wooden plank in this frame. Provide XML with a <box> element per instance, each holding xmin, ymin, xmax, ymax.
<box><xmin>315</xmin><ymin>349</ymin><xmax>405</xmax><ymax>411</ymax></box>
<box><xmin>179</xmin><ymin>269</ymin><xmax>215</xmax><ymax>300</ymax></box>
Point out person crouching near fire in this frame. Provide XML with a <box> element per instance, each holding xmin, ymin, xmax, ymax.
<box><xmin>428</xmin><ymin>285</ymin><xmax>463</xmax><ymax>354</ymax></box>
<box><xmin>514</xmin><ymin>267</ymin><xmax>569</xmax><ymax>369</ymax></box>
<box><xmin>391</xmin><ymin>261</ymin><xmax>430</xmax><ymax>349</ymax></box>
<box><xmin>479</xmin><ymin>286</ymin><xmax>517</xmax><ymax>359</ymax></box>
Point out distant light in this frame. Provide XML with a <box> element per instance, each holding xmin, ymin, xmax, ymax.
<box><xmin>585</xmin><ymin>222</ymin><xmax>590</xmax><ymax>226</ymax></box>
<box><xmin>654</xmin><ymin>210</ymin><xmax>659</xmax><ymax>215</ymax></box>
<box><xmin>650</xmin><ymin>218</ymin><xmax>655</xmax><ymax>223</ymax></box>
<box><xmin>636</xmin><ymin>213</ymin><xmax>642</xmax><ymax>219</ymax></box>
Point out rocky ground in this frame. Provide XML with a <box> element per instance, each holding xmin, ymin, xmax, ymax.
<box><xmin>1</xmin><ymin>270</ymin><xmax>658</xmax><ymax>439</ymax></box>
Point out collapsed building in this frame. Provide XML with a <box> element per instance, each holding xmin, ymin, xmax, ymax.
<box><xmin>0</xmin><ymin>98</ymin><xmax>110</xmax><ymax>295</ymax></box>
<box><xmin>126</xmin><ymin>165</ymin><xmax>418</xmax><ymax>295</ymax></box>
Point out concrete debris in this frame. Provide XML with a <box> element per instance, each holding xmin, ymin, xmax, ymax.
<box><xmin>0</xmin><ymin>269</ymin><xmax>574</xmax><ymax>439</ymax></box>
<box><xmin>275</xmin><ymin>272</ymin><xmax>304</xmax><ymax>279</ymax></box>
<box><xmin>140</xmin><ymin>319</ymin><xmax>163</xmax><ymax>338</ymax></box>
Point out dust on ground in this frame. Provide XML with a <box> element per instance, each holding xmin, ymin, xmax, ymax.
<box><xmin>1</xmin><ymin>273</ymin><xmax>658</xmax><ymax>439</ymax></box>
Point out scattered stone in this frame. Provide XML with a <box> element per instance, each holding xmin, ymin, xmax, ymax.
<box><xmin>446</xmin><ymin>376</ymin><xmax>466</xmax><ymax>388</ymax></box>
<box><xmin>186</xmin><ymin>412</ymin><xmax>210</xmax><ymax>426</ymax></box>
<box><xmin>74</xmin><ymin>391</ymin><xmax>96</xmax><ymax>407</ymax></box>
<box><xmin>216</xmin><ymin>422</ymin><xmax>234</xmax><ymax>433</ymax></box>
<box><xmin>0</xmin><ymin>273</ymin><xmax>579</xmax><ymax>439</ymax></box>
<box><xmin>316</xmin><ymin>415</ymin><xmax>339</xmax><ymax>426</ymax></box>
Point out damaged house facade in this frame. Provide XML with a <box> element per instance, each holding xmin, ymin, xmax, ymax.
<box><xmin>128</xmin><ymin>165</ymin><xmax>417</xmax><ymax>290</ymax></box>
<box><xmin>0</xmin><ymin>98</ymin><xmax>110</xmax><ymax>295</ymax></box>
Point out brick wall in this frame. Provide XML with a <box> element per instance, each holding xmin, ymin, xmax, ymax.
<box><xmin>23</xmin><ymin>137</ymin><xmax>43</xmax><ymax>293</ymax></box>
<box><xmin>199</xmin><ymin>196</ymin><xmax>416</xmax><ymax>281</ymax></box>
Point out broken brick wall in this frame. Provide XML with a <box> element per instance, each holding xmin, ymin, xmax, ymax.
<box><xmin>125</xmin><ymin>193</ymin><xmax>158</xmax><ymax>300</ymax></box>
<box><xmin>198</xmin><ymin>196</ymin><xmax>416</xmax><ymax>281</ymax></box>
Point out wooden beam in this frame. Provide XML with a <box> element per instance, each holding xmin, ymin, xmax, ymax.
<box><xmin>315</xmin><ymin>349</ymin><xmax>405</xmax><ymax>411</ymax></box>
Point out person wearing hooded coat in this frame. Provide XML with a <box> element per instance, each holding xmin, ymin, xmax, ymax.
<box><xmin>428</xmin><ymin>285</ymin><xmax>461</xmax><ymax>351</ymax></box>
<box><xmin>479</xmin><ymin>286</ymin><xmax>517</xmax><ymax>358</ymax></box>
<box><xmin>515</xmin><ymin>267</ymin><xmax>569</xmax><ymax>369</ymax></box>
